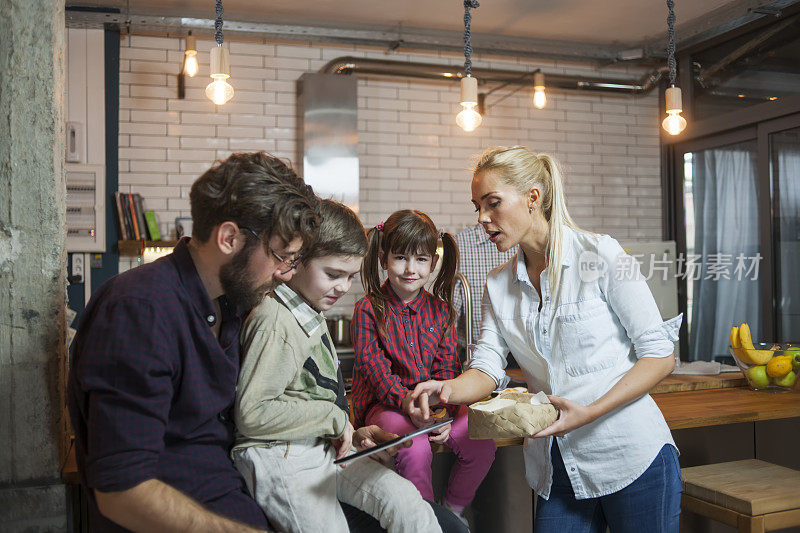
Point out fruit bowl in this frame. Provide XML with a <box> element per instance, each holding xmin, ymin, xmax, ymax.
<box><xmin>729</xmin><ymin>343</ymin><xmax>800</xmax><ymax>392</ymax></box>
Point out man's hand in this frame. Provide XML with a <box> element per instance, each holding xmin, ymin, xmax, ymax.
<box><xmin>332</xmin><ymin>421</ymin><xmax>354</xmax><ymax>460</ymax></box>
<box><xmin>95</xmin><ymin>479</ymin><xmax>268</xmax><ymax>532</ymax></box>
<box><xmin>352</xmin><ymin>424</ymin><xmax>411</xmax><ymax>466</ymax></box>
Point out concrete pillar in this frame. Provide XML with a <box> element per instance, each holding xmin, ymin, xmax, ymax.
<box><xmin>0</xmin><ymin>1</ymin><xmax>68</xmax><ymax>530</ymax></box>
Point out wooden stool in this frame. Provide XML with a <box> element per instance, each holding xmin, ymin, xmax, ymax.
<box><xmin>681</xmin><ymin>460</ymin><xmax>800</xmax><ymax>532</ymax></box>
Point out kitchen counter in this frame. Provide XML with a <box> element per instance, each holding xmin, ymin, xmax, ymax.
<box><xmin>653</xmin><ymin>386</ymin><xmax>800</xmax><ymax>430</ymax></box>
<box><xmin>505</xmin><ymin>368</ymin><xmax>748</xmax><ymax>394</ymax></box>
<box><xmin>62</xmin><ymin>376</ymin><xmax>800</xmax><ymax>482</ymax></box>
<box><xmin>486</xmin><ymin>371</ymin><xmax>800</xmax><ymax>446</ymax></box>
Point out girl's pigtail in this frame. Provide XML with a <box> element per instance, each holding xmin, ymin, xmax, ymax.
<box><xmin>361</xmin><ymin>226</ymin><xmax>389</xmax><ymax>336</ymax></box>
<box><xmin>433</xmin><ymin>231</ymin><xmax>459</xmax><ymax>334</ymax></box>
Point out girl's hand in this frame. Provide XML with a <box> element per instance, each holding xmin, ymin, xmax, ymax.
<box><xmin>333</xmin><ymin>421</ymin><xmax>354</xmax><ymax>461</ymax></box>
<box><xmin>531</xmin><ymin>395</ymin><xmax>599</xmax><ymax>438</ymax></box>
<box><xmin>428</xmin><ymin>422</ymin><xmax>451</xmax><ymax>444</ymax></box>
<box><xmin>404</xmin><ymin>380</ymin><xmax>452</xmax><ymax>425</ymax></box>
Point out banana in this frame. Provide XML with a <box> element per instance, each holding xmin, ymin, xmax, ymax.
<box><xmin>736</xmin><ymin>323</ymin><xmax>773</xmax><ymax>365</ymax></box>
<box><xmin>739</xmin><ymin>323</ymin><xmax>755</xmax><ymax>350</ymax></box>
<box><xmin>747</xmin><ymin>350</ymin><xmax>774</xmax><ymax>365</ymax></box>
<box><xmin>730</xmin><ymin>326</ymin><xmax>740</xmax><ymax>349</ymax></box>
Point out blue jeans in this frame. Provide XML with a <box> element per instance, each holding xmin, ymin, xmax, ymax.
<box><xmin>535</xmin><ymin>443</ymin><xmax>682</xmax><ymax>533</ymax></box>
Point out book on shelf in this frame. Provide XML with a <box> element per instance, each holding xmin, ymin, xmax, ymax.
<box><xmin>127</xmin><ymin>193</ymin><xmax>140</xmax><ymax>240</ymax></box>
<box><xmin>133</xmin><ymin>194</ymin><xmax>150</xmax><ymax>240</ymax></box>
<box><xmin>114</xmin><ymin>192</ymin><xmax>161</xmax><ymax>242</ymax></box>
<box><xmin>122</xmin><ymin>193</ymin><xmax>135</xmax><ymax>240</ymax></box>
<box><xmin>144</xmin><ymin>211</ymin><xmax>161</xmax><ymax>241</ymax></box>
<box><xmin>113</xmin><ymin>192</ymin><xmax>128</xmax><ymax>239</ymax></box>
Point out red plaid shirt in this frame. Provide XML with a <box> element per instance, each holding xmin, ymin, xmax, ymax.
<box><xmin>349</xmin><ymin>282</ymin><xmax>460</xmax><ymax>426</ymax></box>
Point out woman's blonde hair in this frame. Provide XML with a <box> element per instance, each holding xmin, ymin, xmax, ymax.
<box><xmin>473</xmin><ymin>146</ymin><xmax>585</xmax><ymax>294</ymax></box>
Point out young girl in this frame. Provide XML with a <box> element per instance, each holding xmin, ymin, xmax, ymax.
<box><xmin>350</xmin><ymin>209</ymin><xmax>496</xmax><ymax>523</ymax></box>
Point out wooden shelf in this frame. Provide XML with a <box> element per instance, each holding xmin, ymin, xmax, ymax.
<box><xmin>117</xmin><ymin>239</ymin><xmax>178</xmax><ymax>257</ymax></box>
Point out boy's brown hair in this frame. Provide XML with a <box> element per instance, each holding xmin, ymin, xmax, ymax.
<box><xmin>302</xmin><ymin>199</ymin><xmax>367</xmax><ymax>263</ymax></box>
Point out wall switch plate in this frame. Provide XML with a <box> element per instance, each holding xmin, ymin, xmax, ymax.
<box><xmin>66</xmin><ymin>122</ymin><xmax>83</xmax><ymax>163</ymax></box>
<box><xmin>71</xmin><ymin>253</ymin><xmax>85</xmax><ymax>281</ymax></box>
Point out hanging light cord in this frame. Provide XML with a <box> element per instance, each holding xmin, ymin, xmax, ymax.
<box><xmin>214</xmin><ymin>0</ymin><xmax>225</xmax><ymax>46</ymax></box>
<box><xmin>666</xmin><ymin>0</ymin><xmax>676</xmax><ymax>86</ymax></box>
<box><xmin>463</xmin><ymin>0</ymin><xmax>480</xmax><ymax>76</ymax></box>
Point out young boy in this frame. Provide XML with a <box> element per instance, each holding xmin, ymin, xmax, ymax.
<box><xmin>232</xmin><ymin>199</ymin><xmax>442</xmax><ymax>533</ymax></box>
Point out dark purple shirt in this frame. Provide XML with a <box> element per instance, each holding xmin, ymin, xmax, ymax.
<box><xmin>67</xmin><ymin>238</ymin><xmax>268</xmax><ymax>531</ymax></box>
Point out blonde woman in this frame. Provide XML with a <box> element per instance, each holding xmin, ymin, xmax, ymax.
<box><xmin>407</xmin><ymin>146</ymin><xmax>683</xmax><ymax>532</ymax></box>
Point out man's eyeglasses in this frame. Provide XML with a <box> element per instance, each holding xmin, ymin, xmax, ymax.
<box><xmin>240</xmin><ymin>227</ymin><xmax>303</xmax><ymax>273</ymax></box>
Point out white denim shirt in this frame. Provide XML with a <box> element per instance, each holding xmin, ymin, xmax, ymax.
<box><xmin>469</xmin><ymin>226</ymin><xmax>681</xmax><ymax>500</ymax></box>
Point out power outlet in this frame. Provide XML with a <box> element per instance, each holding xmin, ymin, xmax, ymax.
<box><xmin>71</xmin><ymin>253</ymin><xmax>85</xmax><ymax>281</ymax></box>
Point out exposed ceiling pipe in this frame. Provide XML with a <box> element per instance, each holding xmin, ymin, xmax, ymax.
<box><xmin>321</xmin><ymin>56</ymin><xmax>667</xmax><ymax>95</ymax></box>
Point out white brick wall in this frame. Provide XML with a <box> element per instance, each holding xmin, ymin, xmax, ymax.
<box><xmin>117</xmin><ymin>35</ymin><xmax>664</xmax><ymax>313</ymax></box>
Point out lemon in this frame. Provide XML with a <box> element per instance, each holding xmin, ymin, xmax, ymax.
<box><xmin>766</xmin><ymin>355</ymin><xmax>792</xmax><ymax>378</ymax></box>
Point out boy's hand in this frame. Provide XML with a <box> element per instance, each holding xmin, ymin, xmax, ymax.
<box><xmin>333</xmin><ymin>421</ymin><xmax>354</xmax><ymax>461</ymax></box>
<box><xmin>353</xmin><ymin>424</ymin><xmax>411</xmax><ymax>466</ymax></box>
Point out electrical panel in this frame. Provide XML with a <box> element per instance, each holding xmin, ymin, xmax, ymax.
<box><xmin>66</xmin><ymin>163</ymin><xmax>106</xmax><ymax>252</ymax></box>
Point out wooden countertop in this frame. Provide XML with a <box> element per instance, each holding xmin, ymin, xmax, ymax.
<box><xmin>652</xmin><ymin>387</ymin><xmax>800</xmax><ymax>430</ymax></box>
<box><xmin>505</xmin><ymin>368</ymin><xmax>747</xmax><ymax>393</ymax></box>
<box><xmin>496</xmin><ymin>369</ymin><xmax>800</xmax><ymax>444</ymax></box>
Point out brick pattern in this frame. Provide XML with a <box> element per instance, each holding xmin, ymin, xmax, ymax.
<box><xmin>117</xmin><ymin>36</ymin><xmax>664</xmax><ymax>314</ymax></box>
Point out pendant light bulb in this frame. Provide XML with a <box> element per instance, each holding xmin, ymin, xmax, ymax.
<box><xmin>183</xmin><ymin>35</ymin><xmax>198</xmax><ymax>78</ymax></box>
<box><xmin>532</xmin><ymin>71</ymin><xmax>546</xmax><ymax>109</ymax></box>
<box><xmin>457</xmin><ymin>104</ymin><xmax>482</xmax><ymax>132</ymax></box>
<box><xmin>661</xmin><ymin>86</ymin><xmax>687</xmax><ymax>135</ymax></box>
<box><xmin>457</xmin><ymin>76</ymin><xmax>482</xmax><ymax>132</ymax></box>
<box><xmin>206</xmin><ymin>77</ymin><xmax>234</xmax><ymax>105</ymax></box>
<box><xmin>205</xmin><ymin>46</ymin><xmax>234</xmax><ymax>105</ymax></box>
<box><xmin>184</xmin><ymin>53</ymin><xmax>199</xmax><ymax>78</ymax></box>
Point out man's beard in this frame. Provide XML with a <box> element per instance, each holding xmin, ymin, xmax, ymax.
<box><xmin>219</xmin><ymin>244</ymin><xmax>274</xmax><ymax>311</ymax></box>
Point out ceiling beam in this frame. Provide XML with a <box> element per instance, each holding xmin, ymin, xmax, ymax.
<box><xmin>66</xmin><ymin>0</ymin><xmax>800</xmax><ymax>64</ymax></box>
<box><xmin>65</xmin><ymin>10</ymin><xmax>628</xmax><ymax>64</ymax></box>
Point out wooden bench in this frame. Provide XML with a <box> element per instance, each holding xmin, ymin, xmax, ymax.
<box><xmin>681</xmin><ymin>460</ymin><xmax>800</xmax><ymax>532</ymax></box>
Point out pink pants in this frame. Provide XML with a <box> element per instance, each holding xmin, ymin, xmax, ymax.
<box><xmin>365</xmin><ymin>404</ymin><xmax>496</xmax><ymax>507</ymax></box>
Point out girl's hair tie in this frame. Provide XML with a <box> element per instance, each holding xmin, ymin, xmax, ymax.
<box><xmin>376</xmin><ymin>222</ymin><xmax>384</xmax><ymax>232</ymax></box>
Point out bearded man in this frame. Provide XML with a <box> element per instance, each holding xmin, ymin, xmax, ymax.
<box><xmin>68</xmin><ymin>152</ymin><xmax>319</xmax><ymax>532</ymax></box>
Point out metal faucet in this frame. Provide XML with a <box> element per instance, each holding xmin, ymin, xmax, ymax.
<box><xmin>454</xmin><ymin>272</ymin><xmax>473</xmax><ymax>364</ymax></box>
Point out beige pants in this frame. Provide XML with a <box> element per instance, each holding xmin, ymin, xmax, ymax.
<box><xmin>233</xmin><ymin>438</ymin><xmax>442</xmax><ymax>533</ymax></box>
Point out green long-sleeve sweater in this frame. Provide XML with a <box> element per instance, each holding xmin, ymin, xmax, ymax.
<box><xmin>233</xmin><ymin>284</ymin><xmax>349</xmax><ymax>452</ymax></box>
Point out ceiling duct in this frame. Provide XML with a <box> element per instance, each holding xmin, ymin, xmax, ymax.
<box><xmin>321</xmin><ymin>56</ymin><xmax>667</xmax><ymax>95</ymax></box>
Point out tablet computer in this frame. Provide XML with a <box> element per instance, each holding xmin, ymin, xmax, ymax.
<box><xmin>334</xmin><ymin>418</ymin><xmax>454</xmax><ymax>466</ymax></box>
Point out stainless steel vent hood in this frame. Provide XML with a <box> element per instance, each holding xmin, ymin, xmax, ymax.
<box><xmin>296</xmin><ymin>73</ymin><xmax>359</xmax><ymax>213</ymax></box>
